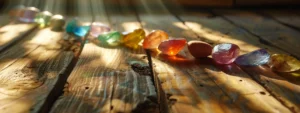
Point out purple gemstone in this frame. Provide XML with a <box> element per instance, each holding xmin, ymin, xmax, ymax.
<box><xmin>212</xmin><ymin>43</ymin><xmax>240</xmax><ymax>64</ymax></box>
<box><xmin>235</xmin><ymin>49</ymin><xmax>270</xmax><ymax>66</ymax></box>
<box><xmin>19</xmin><ymin>7</ymin><xmax>40</xmax><ymax>23</ymax></box>
<box><xmin>89</xmin><ymin>22</ymin><xmax>111</xmax><ymax>37</ymax></box>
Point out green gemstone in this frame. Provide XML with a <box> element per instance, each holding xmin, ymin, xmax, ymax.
<box><xmin>34</xmin><ymin>11</ymin><xmax>52</xmax><ymax>27</ymax></box>
<box><xmin>98</xmin><ymin>31</ymin><xmax>122</xmax><ymax>46</ymax></box>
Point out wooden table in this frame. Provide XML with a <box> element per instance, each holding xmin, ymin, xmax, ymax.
<box><xmin>0</xmin><ymin>0</ymin><xmax>300</xmax><ymax>113</ymax></box>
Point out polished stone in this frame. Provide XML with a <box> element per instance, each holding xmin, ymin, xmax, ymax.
<box><xmin>66</xmin><ymin>19</ymin><xmax>78</xmax><ymax>33</ymax></box>
<box><xmin>73</xmin><ymin>25</ymin><xmax>90</xmax><ymax>37</ymax></box>
<box><xmin>49</xmin><ymin>15</ymin><xmax>65</xmax><ymax>31</ymax></box>
<box><xmin>90</xmin><ymin>22</ymin><xmax>111</xmax><ymax>37</ymax></box>
<box><xmin>18</xmin><ymin>7</ymin><xmax>39</xmax><ymax>23</ymax></box>
<box><xmin>212</xmin><ymin>43</ymin><xmax>240</xmax><ymax>64</ymax></box>
<box><xmin>122</xmin><ymin>28</ymin><xmax>145</xmax><ymax>49</ymax></box>
<box><xmin>98</xmin><ymin>31</ymin><xmax>122</xmax><ymax>46</ymax></box>
<box><xmin>188</xmin><ymin>40</ymin><xmax>212</xmax><ymax>58</ymax></box>
<box><xmin>9</xmin><ymin>5</ymin><xmax>25</xmax><ymax>19</ymax></box>
<box><xmin>158</xmin><ymin>38</ymin><xmax>187</xmax><ymax>56</ymax></box>
<box><xmin>143</xmin><ymin>30</ymin><xmax>169</xmax><ymax>49</ymax></box>
<box><xmin>235</xmin><ymin>49</ymin><xmax>270</xmax><ymax>66</ymax></box>
<box><xmin>35</xmin><ymin>11</ymin><xmax>52</xmax><ymax>27</ymax></box>
<box><xmin>269</xmin><ymin>54</ymin><xmax>300</xmax><ymax>72</ymax></box>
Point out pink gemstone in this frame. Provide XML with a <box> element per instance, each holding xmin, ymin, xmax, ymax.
<box><xmin>158</xmin><ymin>38</ymin><xmax>187</xmax><ymax>56</ymax></box>
<box><xmin>19</xmin><ymin>7</ymin><xmax>40</xmax><ymax>23</ymax></box>
<box><xmin>212</xmin><ymin>43</ymin><xmax>240</xmax><ymax>64</ymax></box>
<box><xmin>89</xmin><ymin>22</ymin><xmax>111</xmax><ymax>37</ymax></box>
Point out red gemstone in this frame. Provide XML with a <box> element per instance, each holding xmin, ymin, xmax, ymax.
<box><xmin>158</xmin><ymin>38</ymin><xmax>187</xmax><ymax>56</ymax></box>
<box><xmin>212</xmin><ymin>43</ymin><xmax>240</xmax><ymax>64</ymax></box>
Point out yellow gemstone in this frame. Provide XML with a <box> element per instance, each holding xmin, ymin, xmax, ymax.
<box><xmin>269</xmin><ymin>54</ymin><xmax>300</xmax><ymax>72</ymax></box>
<box><xmin>122</xmin><ymin>28</ymin><xmax>145</xmax><ymax>49</ymax></box>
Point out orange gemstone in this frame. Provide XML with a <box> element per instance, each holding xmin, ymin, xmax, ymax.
<box><xmin>122</xmin><ymin>28</ymin><xmax>145</xmax><ymax>49</ymax></box>
<box><xmin>158</xmin><ymin>38</ymin><xmax>187</xmax><ymax>56</ymax></box>
<box><xmin>143</xmin><ymin>30</ymin><xmax>169</xmax><ymax>49</ymax></box>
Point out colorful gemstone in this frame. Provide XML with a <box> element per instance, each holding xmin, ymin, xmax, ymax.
<box><xmin>158</xmin><ymin>38</ymin><xmax>187</xmax><ymax>56</ymax></box>
<box><xmin>73</xmin><ymin>25</ymin><xmax>90</xmax><ymax>37</ymax></box>
<box><xmin>268</xmin><ymin>54</ymin><xmax>300</xmax><ymax>72</ymax></box>
<box><xmin>89</xmin><ymin>22</ymin><xmax>111</xmax><ymax>37</ymax></box>
<box><xmin>98</xmin><ymin>31</ymin><xmax>122</xmax><ymax>46</ymax></box>
<box><xmin>122</xmin><ymin>28</ymin><xmax>145</xmax><ymax>49</ymax></box>
<box><xmin>235</xmin><ymin>49</ymin><xmax>270</xmax><ymax>66</ymax></box>
<box><xmin>143</xmin><ymin>30</ymin><xmax>169</xmax><ymax>49</ymax></box>
<box><xmin>187</xmin><ymin>40</ymin><xmax>212</xmax><ymax>58</ymax></box>
<box><xmin>9</xmin><ymin>5</ymin><xmax>25</xmax><ymax>19</ymax></box>
<box><xmin>18</xmin><ymin>7</ymin><xmax>40</xmax><ymax>23</ymax></box>
<box><xmin>66</xmin><ymin>19</ymin><xmax>78</xmax><ymax>33</ymax></box>
<box><xmin>34</xmin><ymin>11</ymin><xmax>52</xmax><ymax>27</ymax></box>
<box><xmin>49</xmin><ymin>15</ymin><xmax>65</xmax><ymax>31</ymax></box>
<box><xmin>212</xmin><ymin>43</ymin><xmax>240</xmax><ymax>64</ymax></box>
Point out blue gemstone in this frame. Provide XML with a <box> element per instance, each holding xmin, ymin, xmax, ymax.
<box><xmin>66</xmin><ymin>19</ymin><xmax>77</xmax><ymax>33</ymax></box>
<box><xmin>73</xmin><ymin>26</ymin><xmax>90</xmax><ymax>37</ymax></box>
<box><xmin>235</xmin><ymin>49</ymin><xmax>270</xmax><ymax>66</ymax></box>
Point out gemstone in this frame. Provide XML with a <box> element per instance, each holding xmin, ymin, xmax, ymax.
<box><xmin>66</xmin><ymin>19</ymin><xmax>78</xmax><ymax>33</ymax></box>
<box><xmin>98</xmin><ymin>31</ymin><xmax>122</xmax><ymax>46</ymax></box>
<box><xmin>212</xmin><ymin>43</ymin><xmax>240</xmax><ymax>64</ymax></box>
<box><xmin>18</xmin><ymin>7</ymin><xmax>40</xmax><ymax>23</ymax></box>
<box><xmin>49</xmin><ymin>15</ymin><xmax>65</xmax><ymax>31</ymax></box>
<box><xmin>73</xmin><ymin>25</ymin><xmax>90</xmax><ymax>37</ymax></box>
<box><xmin>122</xmin><ymin>28</ymin><xmax>145</xmax><ymax>49</ymax></box>
<box><xmin>187</xmin><ymin>40</ymin><xmax>212</xmax><ymax>58</ymax></box>
<box><xmin>9</xmin><ymin>5</ymin><xmax>25</xmax><ymax>19</ymax></box>
<box><xmin>235</xmin><ymin>49</ymin><xmax>270</xmax><ymax>66</ymax></box>
<box><xmin>89</xmin><ymin>22</ymin><xmax>111</xmax><ymax>37</ymax></box>
<box><xmin>268</xmin><ymin>54</ymin><xmax>300</xmax><ymax>72</ymax></box>
<box><xmin>143</xmin><ymin>30</ymin><xmax>169</xmax><ymax>49</ymax></box>
<box><xmin>158</xmin><ymin>38</ymin><xmax>187</xmax><ymax>56</ymax></box>
<box><xmin>35</xmin><ymin>11</ymin><xmax>52</xmax><ymax>27</ymax></box>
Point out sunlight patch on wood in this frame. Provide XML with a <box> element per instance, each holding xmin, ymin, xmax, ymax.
<box><xmin>0</xmin><ymin>24</ymin><xmax>35</xmax><ymax>46</ymax></box>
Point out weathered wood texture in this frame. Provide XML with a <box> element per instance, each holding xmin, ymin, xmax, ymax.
<box><xmin>134</xmin><ymin>0</ymin><xmax>292</xmax><ymax>112</ymax></box>
<box><xmin>50</xmin><ymin>0</ymin><xmax>158</xmax><ymax>112</ymax></box>
<box><xmin>261</xmin><ymin>10</ymin><xmax>300</xmax><ymax>30</ymax></box>
<box><xmin>213</xmin><ymin>10</ymin><xmax>300</xmax><ymax>59</ymax></box>
<box><xmin>235</xmin><ymin>0</ymin><xmax>300</xmax><ymax>5</ymax></box>
<box><xmin>0</xmin><ymin>24</ymin><xmax>36</xmax><ymax>52</ymax></box>
<box><xmin>209</xmin><ymin>10</ymin><xmax>300</xmax><ymax>112</ymax></box>
<box><xmin>0</xmin><ymin>27</ymin><xmax>74</xmax><ymax>112</ymax></box>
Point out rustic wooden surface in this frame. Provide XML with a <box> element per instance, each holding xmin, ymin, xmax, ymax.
<box><xmin>0</xmin><ymin>0</ymin><xmax>300</xmax><ymax>113</ymax></box>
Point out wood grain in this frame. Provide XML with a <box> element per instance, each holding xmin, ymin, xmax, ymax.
<box><xmin>0</xmin><ymin>27</ymin><xmax>74</xmax><ymax>113</ymax></box>
<box><xmin>50</xmin><ymin>0</ymin><xmax>158</xmax><ymax>112</ymax></box>
<box><xmin>214</xmin><ymin>10</ymin><xmax>300</xmax><ymax>59</ymax></box>
<box><xmin>261</xmin><ymin>10</ymin><xmax>300</xmax><ymax>30</ymax></box>
<box><xmin>134</xmin><ymin>0</ymin><xmax>292</xmax><ymax>112</ymax></box>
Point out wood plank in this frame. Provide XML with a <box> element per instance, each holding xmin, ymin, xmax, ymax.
<box><xmin>50</xmin><ymin>0</ymin><xmax>158</xmax><ymax>112</ymax></box>
<box><xmin>0</xmin><ymin>27</ymin><xmax>74</xmax><ymax>112</ymax></box>
<box><xmin>213</xmin><ymin>10</ymin><xmax>300</xmax><ymax>59</ymax></box>
<box><xmin>0</xmin><ymin>24</ymin><xmax>36</xmax><ymax>52</ymax></box>
<box><xmin>235</xmin><ymin>0</ymin><xmax>300</xmax><ymax>5</ymax></box>
<box><xmin>261</xmin><ymin>10</ymin><xmax>300</xmax><ymax>30</ymax></box>
<box><xmin>0</xmin><ymin>0</ymin><xmax>77</xmax><ymax>112</ymax></box>
<box><xmin>134</xmin><ymin>1</ymin><xmax>292</xmax><ymax>112</ymax></box>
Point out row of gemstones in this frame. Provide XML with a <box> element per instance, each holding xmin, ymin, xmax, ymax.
<box><xmin>10</xmin><ymin>6</ymin><xmax>300</xmax><ymax>73</ymax></box>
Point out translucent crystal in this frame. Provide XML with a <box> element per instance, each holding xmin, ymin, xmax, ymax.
<box><xmin>122</xmin><ymin>28</ymin><xmax>145</xmax><ymax>49</ymax></box>
<box><xmin>35</xmin><ymin>11</ymin><xmax>52</xmax><ymax>27</ymax></box>
<box><xmin>98</xmin><ymin>31</ymin><xmax>122</xmax><ymax>46</ymax></box>
<box><xmin>269</xmin><ymin>54</ymin><xmax>300</xmax><ymax>72</ymax></box>
<box><xmin>89</xmin><ymin>22</ymin><xmax>111</xmax><ymax>37</ymax></box>
<box><xmin>212</xmin><ymin>43</ymin><xmax>240</xmax><ymax>64</ymax></box>
<box><xmin>143</xmin><ymin>30</ymin><xmax>169</xmax><ymax>49</ymax></box>
<box><xmin>235</xmin><ymin>49</ymin><xmax>270</xmax><ymax>66</ymax></box>
<box><xmin>18</xmin><ymin>7</ymin><xmax>40</xmax><ymax>23</ymax></box>
<box><xmin>158</xmin><ymin>38</ymin><xmax>187</xmax><ymax>56</ymax></box>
